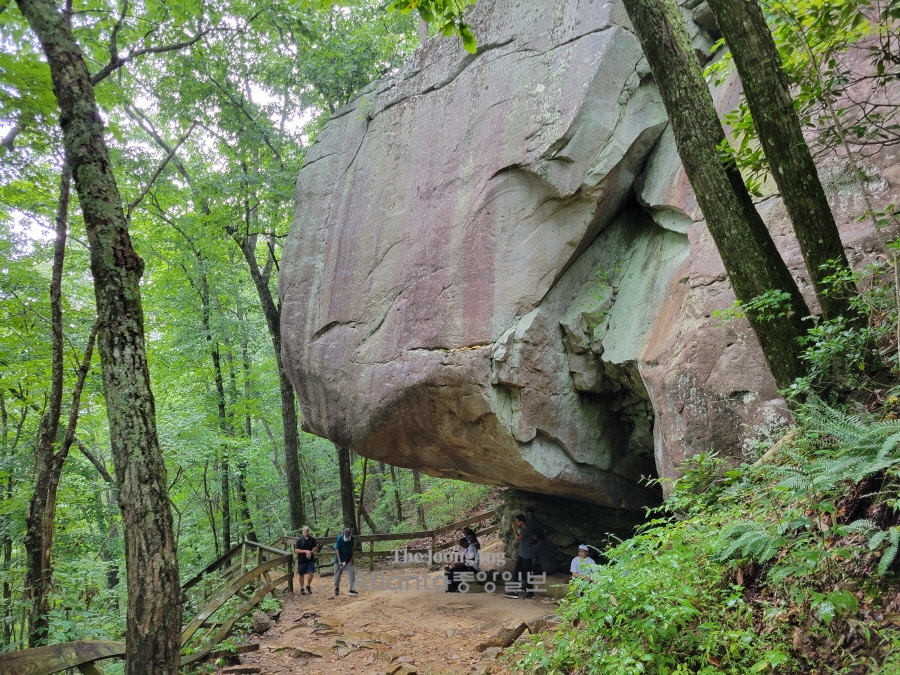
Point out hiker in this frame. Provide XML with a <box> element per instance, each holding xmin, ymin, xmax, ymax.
<box><xmin>506</xmin><ymin>513</ymin><xmax>536</xmax><ymax>599</ymax></box>
<box><xmin>533</xmin><ymin>531</ymin><xmax>559</xmax><ymax>575</ymax></box>
<box><xmin>570</xmin><ymin>544</ymin><xmax>596</xmax><ymax>579</ymax></box>
<box><xmin>334</xmin><ymin>527</ymin><xmax>358</xmax><ymax>596</ymax></box>
<box><xmin>463</xmin><ymin>526</ymin><xmax>481</xmax><ymax>550</ymax></box>
<box><xmin>445</xmin><ymin>537</ymin><xmax>479</xmax><ymax>592</ymax></box>
<box><xmin>294</xmin><ymin>525</ymin><xmax>318</xmax><ymax>595</ymax></box>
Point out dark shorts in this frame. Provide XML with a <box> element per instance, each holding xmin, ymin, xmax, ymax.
<box><xmin>297</xmin><ymin>558</ymin><xmax>316</xmax><ymax>575</ymax></box>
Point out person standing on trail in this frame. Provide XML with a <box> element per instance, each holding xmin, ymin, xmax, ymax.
<box><xmin>294</xmin><ymin>526</ymin><xmax>318</xmax><ymax>596</ymax></box>
<box><xmin>334</xmin><ymin>527</ymin><xmax>358</xmax><ymax>597</ymax></box>
<box><xmin>507</xmin><ymin>513</ymin><xmax>536</xmax><ymax>599</ymax></box>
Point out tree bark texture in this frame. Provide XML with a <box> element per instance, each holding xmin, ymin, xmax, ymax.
<box><xmin>236</xmin><ymin>233</ymin><xmax>304</xmax><ymax>531</ymax></box>
<box><xmin>621</xmin><ymin>0</ymin><xmax>810</xmax><ymax>390</ymax></box>
<box><xmin>707</xmin><ymin>0</ymin><xmax>856</xmax><ymax>320</ymax></box>
<box><xmin>337</xmin><ymin>446</ymin><xmax>357</xmax><ymax>532</ymax></box>
<box><xmin>14</xmin><ymin>0</ymin><xmax>182</xmax><ymax>670</ymax></box>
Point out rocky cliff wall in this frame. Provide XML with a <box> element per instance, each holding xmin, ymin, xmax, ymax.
<box><xmin>279</xmin><ymin>0</ymin><xmax>894</xmax><ymax>517</ymax></box>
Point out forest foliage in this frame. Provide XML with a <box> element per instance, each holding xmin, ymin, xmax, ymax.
<box><xmin>0</xmin><ymin>0</ymin><xmax>486</xmax><ymax>653</ymax></box>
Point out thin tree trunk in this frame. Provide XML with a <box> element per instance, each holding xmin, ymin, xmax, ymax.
<box><xmin>412</xmin><ymin>470</ymin><xmax>427</xmax><ymax>530</ymax></box>
<box><xmin>337</xmin><ymin>446</ymin><xmax>357</xmax><ymax>531</ymax></box>
<box><xmin>233</xmin><ymin>228</ymin><xmax>304</xmax><ymax>532</ymax></box>
<box><xmin>236</xmin><ymin>315</ymin><xmax>258</xmax><ymax>541</ymax></box>
<box><xmin>359</xmin><ymin>504</ymin><xmax>377</xmax><ymax>533</ymax></box>
<box><xmin>356</xmin><ymin>457</ymin><xmax>368</xmax><ymax>535</ymax></box>
<box><xmin>390</xmin><ymin>465</ymin><xmax>403</xmax><ymax>524</ymax></box>
<box><xmin>707</xmin><ymin>0</ymin><xmax>856</xmax><ymax>320</ymax></box>
<box><xmin>15</xmin><ymin>0</ymin><xmax>182</xmax><ymax>669</ymax></box>
<box><xmin>24</xmin><ymin>163</ymin><xmax>70</xmax><ymax>647</ymax></box>
<box><xmin>620</xmin><ymin>0</ymin><xmax>810</xmax><ymax>390</ymax></box>
<box><xmin>202</xmin><ymin>462</ymin><xmax>220</xmax><ymax>558</ymax></box>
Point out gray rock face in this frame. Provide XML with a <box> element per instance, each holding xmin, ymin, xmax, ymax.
<box><xmin>280</xmin><ymin>0</ymin><xmax>893</xmax><ymax>513</ymax></box>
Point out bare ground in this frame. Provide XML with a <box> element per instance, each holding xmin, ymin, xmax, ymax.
<box><xmin>214</xmin><ymin>541</ymin><xmax>568</xmax><ymax>675</ymax></box>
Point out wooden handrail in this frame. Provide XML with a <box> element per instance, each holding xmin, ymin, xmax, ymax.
<box><xmin>0</xmin><ymin>641</ymin><xmax>124</xmax><ymax>675</ymax></box>
<box><xmin>1</xmin><ymin>510</ymin><xmax>498</xmax><ymax>674</ymax></box>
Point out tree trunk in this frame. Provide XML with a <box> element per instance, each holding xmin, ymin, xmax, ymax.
<box><xmin>706</xmin><ymin>0</ymin><xmax>856</xmax><ymax>320</ymax></box>
<box><xmin>337</xmin><ymin>446</ymin><xmax>357</xmax><ymax>531</ymax></box>
<box><xmin>389</xmin><ymin>465</ymin><xmax>403</xmax><ymax>524</ymax></box>
<box><xmin>237</xmin><ymin>317</ymin><xmax>258</xmax><ymax>541</ymax></box>
<box><xmin>234</xmin><ymin>231</ymin><xmax>304</xmax><ymax>532</ymax></box>
<box><xmin>620</xmin><ymin>0</ymin><xmax>810</xmax><ymax>390</ymax></box>
<box><xmin>24</xmin><ymin>163</ymin><xmax>70</xmax><ymax>647</ymax></box>
<box><xmin>356</xmin><ymin>457</ymin><xmax>368</xmax><ymax>534</ymax></box>
<box><xmin>14</xmin><ymin>1</ymin><xmax>183</xmax><ymax>667</ymax></box>
<box><xmin>412</xmin><ymin>470</ymin><xmax>427</xmax><ymax>530</ymax></box>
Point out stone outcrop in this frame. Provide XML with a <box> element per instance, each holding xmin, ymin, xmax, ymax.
<box><xmin>280</xmin><ymin>0</ymin><xmax>895</xmax><ymax>516</ymax></box>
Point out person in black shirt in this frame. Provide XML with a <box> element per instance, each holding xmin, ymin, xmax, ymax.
<box><xmin>294</xmin><ymin>526</ymin><xmax>318</xmax><ymax>595</ymax></box>
<box><xmin>533</xmin><ymin>531</ymin><xmax>559</xmax><ymax>575</ymax></box>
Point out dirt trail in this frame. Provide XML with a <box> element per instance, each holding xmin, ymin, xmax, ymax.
<box><xmin>216</xmin><ymin>543</ymin><xmax>568</xmax><ymax>675</ymax></box>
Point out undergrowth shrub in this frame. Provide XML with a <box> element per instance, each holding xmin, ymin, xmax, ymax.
<box><xmin>515</xmin><ymin>401</ymin><xmax>900</xmax><ymax>674</ymax></box>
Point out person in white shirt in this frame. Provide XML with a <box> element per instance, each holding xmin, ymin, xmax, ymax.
<box><xmin>570</xmin><ymin>544</ymin><xmax>596</xmax><ymax>578</ymax></box>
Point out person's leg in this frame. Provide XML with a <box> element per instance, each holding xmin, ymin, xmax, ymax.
<box><xmin>348</xmin><ymin>564</ymin><xmax>357</xmax><ymax>593</ymax></box>
<box><xmin>524</xmin><ymin>558</ymin><xmax>535</xmax><ymax>598</ymax></box>
<box><xmin>334</xmin><ymin>563</ymin><xmax>343</xmax><ymax>594</ymax></box>
<box><xmin>304</xmin><ymin>572</ymin><xmax>313</xmax><ymax>593</ymax></box>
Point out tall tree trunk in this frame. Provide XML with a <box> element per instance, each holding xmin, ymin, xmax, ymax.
<box><xmin>707</xmin><ymin>0</ymin><xmax>856</xmax><ymax>320</ymax></box>
<box><xmin>24</xmin><ymin>163</ymin><xmax>70</xmax><ymax>647</ymax></box>
<box><xmin>15</xmin><ymin>0</ymin><xmax>183</xmax><ymax>667</ymax></box>
<box><xmin>412</xmin><ymin>470</ymin><xmax>427</xmax><ymax>530</ymax></box>
<box><xmin>236</xmin><ymin>316</ymin><xmax>258</xmax><ymax>541</ymax></box>
<box><xmin>356</xmin><ymin>457</ymin><xmax>368</xmax><ymax>535</ymax></box>
<box><xmin>233</xmin><ymin>230</ymin><xmax>304</xmax><ymax>532</ymax></box>
<box><xmin>337</xmin><ymin>446</ymin><xmax>356</xmax><ymax>531</ymax></box>
<box><xmin>620</xmin><ymin>0</ymin><xmax>810</xmax><ymax>390</ymax></box>
<box><xmin>389</xmin><ymin>465</ymin><xmax>403</xmax><ymax>524</ymax></box>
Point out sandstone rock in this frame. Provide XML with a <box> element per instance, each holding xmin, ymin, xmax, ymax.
<box><xmin>293</xmin><ymin>646</ymin><xmax>328</xmax><ymax>659</ymax></box>
<box><xmin>221</xmin><ymin>667</ymin><xmax>260</xmax><ymax>674</ymax></box>
<box><xmin>481</xmin><ymin>647</ymin><xmax>502</xmax><ymax>661</ymax></box>
<box><xmin>280</xmin><ymin>0</ymin><xmax>897</xmax><ymax>517</ymax></box>
<box><xmin>251</xmin><ymin>611</ymin><xmax>271</xmax><ymax>634</ymax></box>
<box><xmin>528</xmin><ymin>614</ymin><xmax>562</xmax><ymax>633</ymax></box>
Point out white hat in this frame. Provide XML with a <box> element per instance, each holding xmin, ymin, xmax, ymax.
<box><xmin>578</xmin><ymin>544</ymin><xmax>589</xmax><ymax>551</ymax></box>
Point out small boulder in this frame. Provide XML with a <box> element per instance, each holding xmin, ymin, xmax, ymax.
<box><xmin>251</xmin><ymin>611</ymin><xmax>272</xmax><ymax>634</ymax></box>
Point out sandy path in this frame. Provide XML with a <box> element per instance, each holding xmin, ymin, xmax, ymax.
<box><xmin>218</xmin><ymin>564</ymin><xmax>566</xmax><ymax>675</ymax></box>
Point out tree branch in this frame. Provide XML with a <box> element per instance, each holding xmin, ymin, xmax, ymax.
<box><xmin>126</xmin><ymin>121</ymin><xmax>196</xmax><ymax>220</ymax></box>
<box><xmin>91</xmin><ymin>30</ymin><xmax>209</xmax><ymax>85</ymax></box>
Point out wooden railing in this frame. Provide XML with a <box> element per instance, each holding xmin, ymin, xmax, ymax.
<box><xmin>0</xmin><ymin>510</ymin><xmax>498</xmax><ymax>674</ymax></box>
<box><xmin>0</xmin><ymin>540</ymin><xmax>292</xmax><ymax>675</ymax></box>
<box><xmin>274</xmin><ymin>509</ymin><xmax>499</xmax><ymax>572</ymax></box>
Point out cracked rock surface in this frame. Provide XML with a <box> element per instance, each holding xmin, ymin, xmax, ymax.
<box><xmin>280</xmin><ymin>0</ymin><xmax>893</xmax><ymax>513</ymax></box>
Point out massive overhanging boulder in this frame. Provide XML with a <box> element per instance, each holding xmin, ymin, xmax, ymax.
<box><xmin>279</xmin><ymin>0</ymin><xmax>891</xmax><ymax>515</ymax></box>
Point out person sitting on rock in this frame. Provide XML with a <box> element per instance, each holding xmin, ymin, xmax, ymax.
<box><xmin>533</xmin><ymin>531</ymin><xmax>559</xmax><ymax>575</ymax></box>
<box><xmin>570</xmin><ymin>544</ymin><xmax>596</xmax><ymax>579</ymax></box>
<box><xmin>445</xmin><ymin>537</ymin><xmax>479</xmax><ymax>592</ymax></box>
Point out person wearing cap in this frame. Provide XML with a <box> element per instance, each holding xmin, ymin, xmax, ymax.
<box><xmin>294</xmin><ymin>526</ymin><xmax>318</xmax><ymax>595</ymax></box>
<box><xmin>334</xmin><ymin>527</ymin><xmax>358</xmax><ymax>596</ymax></box>
<box><xmin>570</xmin><ymin>544</ymin><xmax>596</xmax><ymax>578</ymax></box>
